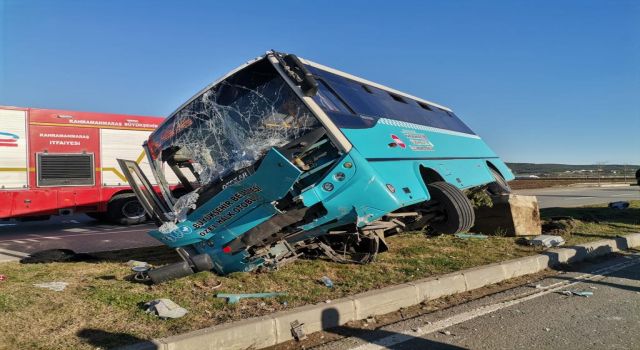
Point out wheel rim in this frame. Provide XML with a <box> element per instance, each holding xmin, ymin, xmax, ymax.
<box><xmin>121</xmin><ymin>200</ymin><xmax>146</xmax><ymax>219</ymax></box>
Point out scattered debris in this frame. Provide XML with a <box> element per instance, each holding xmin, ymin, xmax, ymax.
<box><xmin>366</xmin><ymin>317</ymin><xmax>376</xmax><ymax>324</ymax></box>
<box><xmin>0</xmin><ymin>274</ymin><xmax>6</xmax><ymax>281</ymax></box>
<box><xmin>33</xmin><ymin>281</ymin><xmax>68</xmax><ymax>291</ymax></box>
<box><xmin>144</xmin><ymin>299</ymin><xmax>187</xmax><ymax>319</ymax></box>
<box><xmin>560</xmin><ymin>290</ymin><xmax>594</xmax><ymax>297</ymax></box>
<box><xmin>534</xmin><ymin>284</ymin><xmax>543</xmax><ymax>289</ymax></box>
<box><xmin>290</xmin><ymin>320</ymin><xmax>307</xmax><ymax>341</ymax></box>
<box><xmin>454</xmin><ymin>233</ymin><xmax>488</xmax><ymax>240</ymax></box>
<box><xmin>544</xmin><ymin>327</ymin><xmax>551</xmax><ymax>332</ymax></box>
<box><xmin>216</xmin><ymin>292</ymin><xmax>286</xmax><ymax>304</ymax></box>
<box><xmin>542</xmin><ymin>217</ymin><xmax>579</xmax><ymax>235</ymax></box>
<box><xmin>440</xmin><ymin>330</ymin><xmax>452</xmax><ymax>336</ymax></box>
<box><xmin>132</xmin><ymin>266</ymin><xmax>151</xmax><ymax>282</ymax></box>
<box><xmin>320</xmin><ymin>276</ymin><xmax>334</xmax><ymax>288</ymax></box>
<box><xmin>527</xmin><ymin>235</ymin><xmax>565</xmax><ymax>248</ymax></box>
<box><xmin>608</xmin><ymin>201</ymin><xmax>630</xmax><ymax>209</ymax></box>
<box><xmin>126</xmin><ymin>260</ymin><xmax>150</xmax><ymax>268</ymax></box>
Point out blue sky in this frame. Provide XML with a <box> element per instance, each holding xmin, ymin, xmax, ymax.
<box><xmin>1</xmin><ymin>0</ymin><xmax>638</xmax><ymax>164</ymax></box>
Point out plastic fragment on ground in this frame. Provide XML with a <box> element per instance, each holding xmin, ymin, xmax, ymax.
<box><xmin>560</xmin><ymin>290</ymin><xmax>594</xmax><ymax>297</ymax></box>
<box><xmin>144</xmin><ymin>298</ymin><xmax>188</xmax><ymax>319</ymax></box>
<box><xmin>608</xmin><ymin>201</ymin><xmax>630</xmax><ymax>209</ymax></box>
<box><xmin>454</xmin><ymin>233</ymin><xmax>488</xmax><ymax>239</ymax></box>
<box><xmin>290</xmin><ymin>320</ymin><xmax>307</xmax><ymax>341</ymax></box>
<box><xmin>33</xmin><ymin>281</ymin><xmax>68</xmax><ymax>291</ymax></box>
<box><xmin>528</xmin><ymin>235</ymin><xmax>565</xmax><ymax>248</ymax></box>
<box><xmin>320</xmin><ymin>276</ymin><xmax>334</xmax><ymax>288</ymax></box>
<box><xmin>0</xmin><ymin>274</ymin><xmax>6</xmax><ymax>281</ymax></box>
<box><xmin>216</xmin><ymin>292</ymin><xmax>287</xmax><ymax>304</ymax></box>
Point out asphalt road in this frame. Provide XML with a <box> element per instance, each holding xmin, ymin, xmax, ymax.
<box><xmin>0</xmin><ymin>214</ymin><xmax>158</xmax><ymax>261</ymax></box>
<box><xmin>0</xmin><ymin>185</ymin><xmax>637</xmax><ymax>261</ymax></box>
<box><xmin>313</xmin><ymin>253</ymin><xmax>640</xmax><ymax>350</ymax></box>
<box><xmin>515</xmin><ymin>185</ymin><xmax>639</xmax><ymax>208</ymax></box>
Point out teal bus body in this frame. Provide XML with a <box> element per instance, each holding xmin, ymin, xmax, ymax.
<box><xmin>136</xmin><ymin>53</ymin><xmax>514</xmax><ymax>275</ymax></box>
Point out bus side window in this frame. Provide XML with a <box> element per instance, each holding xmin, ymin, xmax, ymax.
<box><xmin>313</xmin><ymin>80</ymin><xmax>354</xmax><ymax>115</ymax></box>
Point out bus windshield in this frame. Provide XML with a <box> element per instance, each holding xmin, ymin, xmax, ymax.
<box><xmin>149</xmin><ymin>59</ymin><xmax>321</xmax><ymax>187</ymax></box>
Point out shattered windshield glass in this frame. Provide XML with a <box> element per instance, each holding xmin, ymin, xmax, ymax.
<box><xmin>151</xmin><ymin>59</ymin><xmax>321</xmax><ymax>186</ymax></box>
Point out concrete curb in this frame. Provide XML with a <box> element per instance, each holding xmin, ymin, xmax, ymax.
<box><xmin>124</xmin><ymin>233</ymin><xmax>640</xmax><ymax>350</ymax></box>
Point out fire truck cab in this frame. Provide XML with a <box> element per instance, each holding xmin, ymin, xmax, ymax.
<box><xmin>0</xmin><ymin>106</ymin><xmax>166</xmax><ymax>224</ymax></box>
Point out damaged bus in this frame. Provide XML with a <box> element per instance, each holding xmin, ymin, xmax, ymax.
<box><xmin>118</xmin><ymin>51</ymin><xmax>514</xmax><ymax>283</ymax></box>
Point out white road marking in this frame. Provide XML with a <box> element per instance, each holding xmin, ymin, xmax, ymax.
<box><xmin>0</xmin><ymin>247</ymin><xmax>29</xmax><ymax>257</ymax></box>
<box><xmin>563</xmin><ymin>197</ymin><xmax>595</xmax><ymax>200</ymax></box>
<box><xmin>63</xmin><ymin>228</ymin><xmax>91</xmax><ymax>233</ymax></box>
<box><xmin>348</xmin><ymin>257</ymin><xmax>640</xmax><ymax>350</ymax></box>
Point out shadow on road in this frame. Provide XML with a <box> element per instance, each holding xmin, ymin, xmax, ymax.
<box><xmin>20</xmin><ymin>245</ymin><xmax>180</xmax><ymax>266</ymax></box>
<box><xmin>77</xmin><ymin>328</ymin><xmax>153</xmax><ymax>349</ymax></box>
<box><xmin>321</xmin><ymin>308</ymin><xmax>467</xmax><ymax>350</ymax></box>
<box><xmin>541</xmin><ymin>206</ymin><xmax>640</xmax><ymax>226</ymax></box>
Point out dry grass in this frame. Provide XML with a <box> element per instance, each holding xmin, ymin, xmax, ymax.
<box><xmin>0</xmin><ymin>201</ymin><xmax>638</xmax><ymax>349</ymax></box>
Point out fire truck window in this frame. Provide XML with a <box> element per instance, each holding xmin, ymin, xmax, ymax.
<box><xmin>37</xmin><ymin>153</ymin><xmax>95</xmax><ymax>187</ymax></box>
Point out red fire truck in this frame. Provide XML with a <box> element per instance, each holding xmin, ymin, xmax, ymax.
<box><xmin>0</xmin><ymin>106</ymin><xmax>168</xmax><ymax>224</ymax></box>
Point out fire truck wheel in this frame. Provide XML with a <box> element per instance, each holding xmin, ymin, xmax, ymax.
<box><xmin>107</xmin><ymin>193</ymin><xmax>147</xmax><ymax>225</ymax></box>
<box><xmin>486</xmin><ymin>168</ymin><xmax>511</xmax><ymax>195</ymax></box>
<box><xmin>427</xmin><ymin>181</ymin><xmax>475</xmax><ymax>234</ymax></box>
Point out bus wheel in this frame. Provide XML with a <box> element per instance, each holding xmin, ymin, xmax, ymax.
<box><xmin>107</xmin><ymin>193</ymin><xmax>147</xmax><ymax>225</ymax></box>
<box><xmin>427</xmin><ymin>181</ymin><xmax>475</xmax><ymax>234</ymax></box>
<box><xmin>487</xmin><ymin>168</ymin><xmax>511</xmax><ymax>195</ymax></box>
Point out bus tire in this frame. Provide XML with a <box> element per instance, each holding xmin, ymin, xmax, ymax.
<box><xmin>106</xmin><ymin>193</ymin><xmax>147</xmax><ymax>225</ymax></box>
<box><xmin>427</xmin><ymin>181</ymin><xmax>475</xmax><ymax>234</ymax></box>
<box><xmin>487</xmin><ymin>168</ymin><xmax>511</xmax><ymax>195</ymax></box>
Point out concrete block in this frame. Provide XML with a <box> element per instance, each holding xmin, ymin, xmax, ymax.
<box><xmin>462</xmin><ymin>263</ymin><xmax>507</xmax><ymax>290</ymax></box>
<box><xmin>544</xmin><ymin>247</ymin><xmax>577</xmax><ymax>265</ymax></box>
<box><xmin>162</xmin><ymin>315</ymin><xmax>275</xmax><ymax>350</ymax></box>
<box><xmin>618</xmin><ymin>233</ymin><xmax>640</xmax><ymax>249</ymax></box>
<box><xmin>352</xmin><ymin>283</ymin><xmax>418</xmax><ymax>319</ymax></box>
<box><xmin>500</xmin><ymin>255</ymin><xmax>545</xmax><ymax>279</ymax></box>
<box><xmin>530</xmin><ymin>254</ymin><xmax>551</xmax><ymax>270</ymax></box>
<box><xmin>575</xmin><ymin>239</ymin><xmax>619</xmax><ymax>259</ymax></box>
<box><xmin>410</xmin><ymin>272</ymin><xmax>467</xmax><ymax>302</ymax></box>
<box><xmin>472</xmin><ymin>194</ymin><xmax>541</xmax><ymax>236</ymax></box>
<box><xmin>115</xmin><ymin>341</ymin><xmax>164</xmax><ymax>350</ymax></box>
<box><xmin>272</xmin><ymin>298</ymin><xmax>355</xmax><ymax>343</ymax></box>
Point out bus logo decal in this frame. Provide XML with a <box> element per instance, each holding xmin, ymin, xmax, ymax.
<box><xmin>391</xmin><ymin>134</ymin><xmax>406</xmax><ymax>149</ymax></box>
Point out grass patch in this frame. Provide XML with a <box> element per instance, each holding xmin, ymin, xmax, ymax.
<box><xmin>0</xmin><ymin>201</ymin><xmax>638</xmax><ymax>349</ymax></box>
